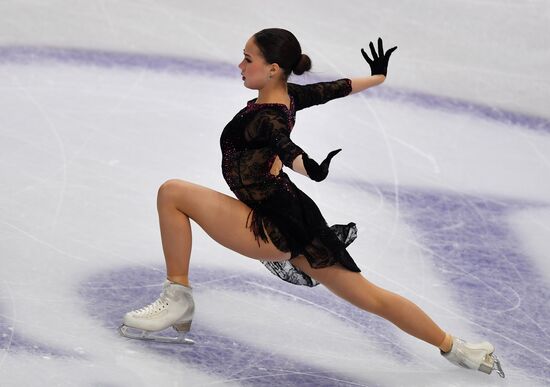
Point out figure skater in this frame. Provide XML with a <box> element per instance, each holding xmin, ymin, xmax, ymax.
<box><xmin>119</xmin><ymin>28</ymin><xmax>504</xmax><ymax>378</ymax></box>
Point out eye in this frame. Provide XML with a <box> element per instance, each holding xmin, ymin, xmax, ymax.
<box><xmin>244</xmin><ymin>57</ymin><xmax>251</xmax><ymax>63</ymax></box>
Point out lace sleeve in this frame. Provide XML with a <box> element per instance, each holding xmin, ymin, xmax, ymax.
<box><xmin>259</xmin><ymin>110</ymin><xmax>304</xmax><ymax>168</ymax></box>
<box><xmin>288</xmin><ymin>78</ymin><xmax>352</xmax><ymax>111</ymax></box>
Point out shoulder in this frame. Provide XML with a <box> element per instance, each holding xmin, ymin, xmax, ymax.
<box><xmin>287</xmin><ymin>83</ymin><xmax>300</xmax><ymax>93</ymax></box>
<box><xmin>287</xmin><ymin>83</ymin><xmax>303</xmax><ymax>99</ymax></box>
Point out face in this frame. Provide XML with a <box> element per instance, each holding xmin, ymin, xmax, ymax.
<box><xmin>238</xmin><ymin>37</ymin><xmax>277</xmax><ymax>89</ymax></box>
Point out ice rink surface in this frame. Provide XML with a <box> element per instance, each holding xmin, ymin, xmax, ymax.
<box><xmin>1</xmin><ymin>1</ymin><xmax>550</xmax><ymax>386</ymax></box>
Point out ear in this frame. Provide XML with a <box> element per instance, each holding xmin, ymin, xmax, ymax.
<box><xmin>270</xmin><ymin>63</ymin><xmax>282</xmax><ymax>76</ymax></box>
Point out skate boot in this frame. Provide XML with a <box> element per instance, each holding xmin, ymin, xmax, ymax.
<box><xmin>441</xmin><ymin>337</ymin><xmax>505</xmax><ymax>378</ymax></box>
<box><xmin>118</xmin><ymin>280</ymin><xmax>195</xmax><ymax>344</ymax></box>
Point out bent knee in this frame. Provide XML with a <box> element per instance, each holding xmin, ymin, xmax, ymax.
<box><xmin>157</xmin><ymin>179</ymin><xmax>192</xmax><ymax>209</ymax></box>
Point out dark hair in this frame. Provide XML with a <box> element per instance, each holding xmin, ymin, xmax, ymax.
<box><xmin>253</xmin><ymin>28</ymin><xmax>312</xmax><ymax>78</ymax></box>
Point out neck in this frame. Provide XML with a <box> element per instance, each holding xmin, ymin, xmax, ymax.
<box><xmin>256</xmin><ymin>81</ymin><xmax>289</xmax><ymax>105</ymax></box>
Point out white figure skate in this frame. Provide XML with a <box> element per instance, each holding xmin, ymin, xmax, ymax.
<box><xmin>119</xmin><ymin>280</ymin><xmax>195</xmax><ymax>344</ymax></box>
<box><xmin>441</xmin><ymin>337</ymin><xmax>505</xmax><ymax>378</ymax></box>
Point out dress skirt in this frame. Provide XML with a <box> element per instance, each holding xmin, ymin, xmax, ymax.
<box><xmin>241</xmin><ymin>173</ymin><xmax>361</xmax><ymax>287</ymax></box>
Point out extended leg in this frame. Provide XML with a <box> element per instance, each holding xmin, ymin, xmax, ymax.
<box><xmin>290</xmin><ymin>256</ymin><xmax>505</xmax><ymax>377</ymax></box>
<box><xmin>290</xmin><ymin>256</ymin><xmax>446</xmax><ymax>347</ymax></box>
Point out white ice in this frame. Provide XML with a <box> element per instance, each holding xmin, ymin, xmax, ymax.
<box><xmin>1</xmin><ymin>1</ymin><xmax>549</xmax><ymax>386</ymax></box>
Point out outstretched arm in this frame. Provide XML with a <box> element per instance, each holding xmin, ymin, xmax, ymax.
<box><xmin>287</xmin><ymin>38</ymin><xmax>397</xmax><ymax>106</ymax></box>
<box><xmin>349</xmin><ymin>74</ymin><xmax>386</xmax><ymax>95</ymax></box>
<box><xmin>349</xmin><ymin>37</ymin><xmax>397</xmax><ymax>95</ymax></box>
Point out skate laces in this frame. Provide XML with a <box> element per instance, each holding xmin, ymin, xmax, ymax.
<box><xmin>132</xmin><ymin>292</ymin><xmax>170</xmax><ymax>317</ymax></box>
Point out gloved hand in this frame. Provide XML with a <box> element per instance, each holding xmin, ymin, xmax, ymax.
<box><xmin>360</xmin><ymin>37</ymin><xmax>397</xmax><ymax>77</ymax></box>
<box><xmin>302</xmin><ymin>149</ymin><xmax>342</xmax><ymax>182</ymax></box>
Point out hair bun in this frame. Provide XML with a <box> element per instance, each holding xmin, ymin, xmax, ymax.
<box><xmin>292</xmin><ymin>54</ymin><xmax>312</xmax><ymax>76</ymax></box>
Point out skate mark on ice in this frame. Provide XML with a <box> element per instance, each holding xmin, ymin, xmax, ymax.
<box><xmin>350</xmin><ymin>182</ymin><xmax>550</xmax><ymax>381</ymax></box>
<box><xmin>82</xmin><ymin>265</ymin><xmax>419</xmax><ymax>387</ymax></box>
<box><xmin>0</xmin><ymin>310</ymin><xmax>83</xmax><ymax>361</ymax></box>
<box><xmin>243</xmin><ymin>280</ymin><xmax>432</xmax><ymax>368</ymax></box>
<box><xmin>0</xmin><ymin>281</ymin><xmax>83</xmax><ymax>361</ymax></box>
<box><xmin>1</xmin><ymin>45</ymin><xmax>549</xmax><ymax>134</ymax></box>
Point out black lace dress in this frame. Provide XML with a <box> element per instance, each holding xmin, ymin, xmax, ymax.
<box><xmin>220</xmin><ymin>78</ymin><xmax>361</xmax><ymax>287</ymax></box>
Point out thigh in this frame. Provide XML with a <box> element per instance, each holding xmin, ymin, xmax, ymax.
<box><xmin>158</xmin><ymin>179</ymin><xmax>291</xmax><ymax>261</ymax></box>
<box><xmin>290</xmin><ymin>255</ymin><xmax>382</xmax><ymax>311</ymax></box>
<box><xmin>290</xmin><ymin>255</ymin><xmax>357</xmax><ymax>285</ymax></box>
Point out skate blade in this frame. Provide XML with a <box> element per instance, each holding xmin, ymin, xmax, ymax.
<box><xmin>492</xmin><ymin>355</ymin><xmax>505</xmax><ymax>378</ymax></box>
<box><xmin>118</xmin><ymin>325</ymin><xmax>194</xmax><ymax>345</ymax></box>
<box><xmin>478</xmin><ymin>353</ymin><xmax>505</xmax><ymax>378</ymax></box>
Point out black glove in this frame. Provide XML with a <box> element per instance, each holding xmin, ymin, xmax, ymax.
<box><xmin>360</xmin><ymin>37</ymin><xmax>397</xmax><ymax>77</ymax></box>
<box><xmin>302</xmin><ymin>149</ymin><xmax>342</xmax><ymax>182</ymax></box>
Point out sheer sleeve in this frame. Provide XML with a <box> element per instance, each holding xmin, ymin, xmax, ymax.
<box><xmin>255</xmin><ymin>109</ymin><xmax>304</xmax><ymax>168</ymax></box>
<box><xmin>288</xmin><ymin>78</ymin><xmax>352</xmax><ymax>111</ymax></box>
<box><xmin>271</xmin><ymin>125</ymin><xmax>304</xmax><ymax>168</ymax></box>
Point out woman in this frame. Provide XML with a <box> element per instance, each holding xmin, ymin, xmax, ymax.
<box><xmin>119</xmin><ymin>28</ymin><xmax>504</xmax><ymax>378</ymax></box>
